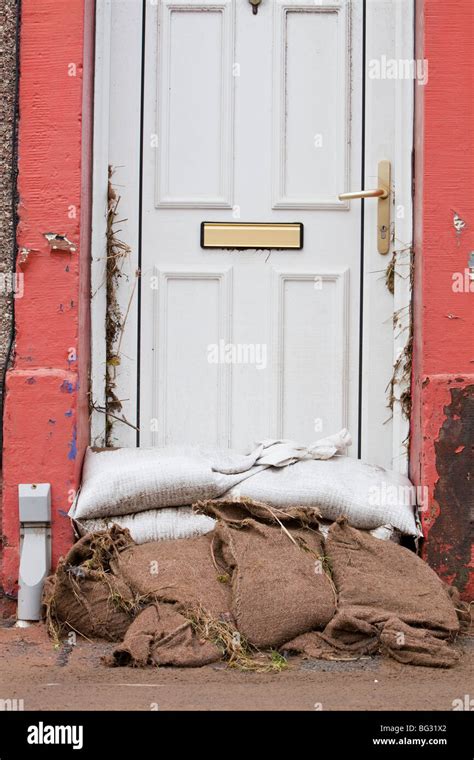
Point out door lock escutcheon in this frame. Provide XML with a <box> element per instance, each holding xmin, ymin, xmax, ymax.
<box><xmin>249</xmin><ymin>0</ymin><xmax>262</xmax><ymax>14</ymax></box>
<box><xmin>338</xmin><ymin>160</ymin><xmax>391</xmax><ymax>254</ymax></box>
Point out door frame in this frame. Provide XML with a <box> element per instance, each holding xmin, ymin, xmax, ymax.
<box><xmin>90</xmin><ymin>0</ymin><xmax>414</xmax><ymax>473</ymax></box>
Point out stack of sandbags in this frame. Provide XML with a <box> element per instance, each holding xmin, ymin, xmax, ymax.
<box><xmin>69</xmin><ymin>447</ymin><xmax>233</xmax><ymax>543</ymax></box>
<box><xmin>45</xmin><ymin>500</ymin><xmax>461</xmax><ymax>669</ymax></box>
<box><xmin>45</xmin><ymin>503</ymin><xmax>338</xmax><ymax>667</ymax></box>
<box><xmin>107</xmin><ymin>504</ymin><xmax>337</xmax><ymax>667</ymax></box>
<box><xmin>69</xmin><ymin>439</ymin><xmax>421</xmax><ymax>544</ymax></box>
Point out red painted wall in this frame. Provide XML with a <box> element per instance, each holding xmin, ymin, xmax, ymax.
<box><xmin>412</xmin><ymin>0</ymin><xmax>474</xmax><ymax>599</ymax></box>
<box><xmin>1</xmin><ymin>0</ymin><xmax>94</xmax><ymax>593</ymax></box>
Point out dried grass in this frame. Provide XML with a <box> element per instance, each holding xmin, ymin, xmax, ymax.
<box><xmin>385</xmin><ymin>251</ymin><xmax>396</xmax><ymax>294</ymax></box>
<box><xmin>186</xmin><ymin>605</ymin><xmax>288</xmax><ymax>673</ymax></box>
<box><xmin>105</xmin><ymin>167</ymin><xmax>133</xmax><ymax>444</ymax></box>
<box><xmin>385</xmin><ymin>247</ymin><xmax>414</xmax><ymax>424</ymax></box>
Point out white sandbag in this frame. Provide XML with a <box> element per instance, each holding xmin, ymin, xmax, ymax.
<box><xmin>73</xmin><ymin>507</ymin><xmax>215</xmax><ymax>544</ymax></box>
<box><xmin>318</xmin><ymin>520</ymin><xmax>400</xmax><ymax>543</ymax></box>
<box><xmin>71</xmin><ymin>447</ymin><xmax>248</xmax><ymax>520</ymax></box>
<box><xmin>70</xmin><ymin>433</ymin><xmax>420</xmax><ymax>537</ymax></box>
<box><xmin>71</xmin><ymin>434</ymin><xmax>349</xmax><ymax>522</ymax></box>
<box><xmin>228</xmin><ymin>457</ymin><xmax>420</xmax><ymax>536</ymax></box>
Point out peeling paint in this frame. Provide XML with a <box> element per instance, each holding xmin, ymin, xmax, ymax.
<box><xmin>453</xmin><ymin>212</ymin><xmax>466</xmax><ymax>232</ymax></box>
<box><xmin>60</xmin><ymin>380</ymin><xmax>75</xmax><ymax>394</ymax></box>
<box><xmin>43</xmin><ymin>232</ymin><xmax>77</xmax><ymax>253</ymax></box>
<box><xmin>67</xmin><ymin>425</ymin><xmax>77</xmax><ymax>461</ymax></box>
<box><xmin>17</xmin><ymin>247</ymin><xmax>32</xmax><ymax>267</ymax></box>
<box><xmin>427</xmin><ymin>385</ymin><xmax>474</xmax><ymax>594</ymax></box>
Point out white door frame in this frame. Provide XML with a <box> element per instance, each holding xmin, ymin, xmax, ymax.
<box><xmin>90</xmin><ymin>0</ymin><xmax>414</xmax><ymax>473</ymax></box>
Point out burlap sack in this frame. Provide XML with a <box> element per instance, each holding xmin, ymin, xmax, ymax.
<box><xmin>105</xmin><ymin>602</ymin><xmax>222</xmax><ymax>668</ymax></box>
<box><xmin>283</xmin><ymin>518</ymin><xmax>460</xmax><ymax>667</ymax></box>
<box><xmin>197</xmin><ymin>500</ymin><xmax>336</xmax><ymax>648</ymax></box>
<box><xmin>45</xmin><ymin>507</ymin><xmax>461</xmax><ymax>669</ymax></box>
<box><xmin>194</xmin><ymin>497</ymin><xmax>322</xmax><ymax>528</ymax></box>
<box><xmin>110</xmin><ymin>533</ymin><xmax>231</xmax><ymax>617</ymax></box>
<box><xmin>380</xmin><ymin>618</ymin><xmax>460</xmax><ymax>668</ymax></box>
<box><xmin>43</xmin><ymin>560</ymin><xmax>135</xmax><ymax>642</ymax></box>
<box><xmin>42</xmin><ymin>526</ymin><xmax>137</xmax><ymax>641</ymax></box>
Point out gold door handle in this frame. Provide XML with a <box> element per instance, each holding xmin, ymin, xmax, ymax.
<box><xmin>338</xmin><ymin>187</ymin><xmax>388</xmax><ymax>200</ymax></box>
<box><xmin>338</xmin><ymin>160</ymin><xmax>391</xmax><ymax>255</ymax></box>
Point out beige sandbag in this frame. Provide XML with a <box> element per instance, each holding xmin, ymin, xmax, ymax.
<box><xmin>199</xmin><ymin>499</ymin><xmax>336</xmax><ymax>648</ymax></box>
<box><xmin>231</xmin><ymin>457</ymin><xmax>420</xmax><ymax>536</ymax></box>
<box><xmin>105</xmin><ymin>603</ymin><xmax>222</xmax><ymax>668</ymax></box>
<box><xmin>42</xmin><ymin>526</ymin><xmax>137</xmax><ymax>642</ymax></box>
<box><xmin>110</xmin><ymin>532</ymin><xmax>231</xmax><ymax>618</ymax></box>
<box><xmin>43</xmin><ymin>561</ymin><xmax>135</xmax><ymax>642</ymax></box>
<box><xmin>283</xmin><ymin>518</ymin><xmax>460</xmax><ymax>667</ymax></box>
<box><xmin>380</xmin><ymin>618</ymin><xmax>460</xmax><ymax>668</ymax></box>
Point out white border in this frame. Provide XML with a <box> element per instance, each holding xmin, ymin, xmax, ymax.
<box><xmin>90</xmin><ymin>0</ymin><xmax>143</xmax><ymax>447</ymax></box>
<box><xmin>90</xmin><ymin>0</ymin><xmax>111</xmax><ymax>446</ymax></box>
<box><xmin>362</xmin><ymin>0</ymin><xmax>414</xmax><ymax>474</ymax></box>
<box><xmin>392</xmin><ymin>0</ymin><xmax>414</xmax><ymax>474</ymax></box>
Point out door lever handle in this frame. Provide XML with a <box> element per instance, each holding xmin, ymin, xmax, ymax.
<box><xmin>338</xmin><ymin>160</ymin><xmax>391</xmax><ymax>254</ymax></box>
<box><xmin>338</xmin><ymin>187</ymin><xmax>388</xmax><ymax>200</ymax></box>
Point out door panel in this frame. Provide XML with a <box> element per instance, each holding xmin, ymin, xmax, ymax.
<box><xmin>154</xmin><ymin>269</ymin><xmax>233</xmax><ymax>447</ymax></box>
<box><xmin>272</xmin><ymin>270</ymin><xmax>349</xmax><ymax>443</ymax></box>
<box><xmin>140</xmin><ymin>0</ymin><xmax>362</xmax><ymax>452</ymax></box>
<box><xmin>273</xmin><ymin>3</ymin><xmax>350</xmax><ymax>207</ymax></box>
<box><xmin>155</xmin><ymin>2</ymin><xmax>234</xmax><ymax>207</ymax></box>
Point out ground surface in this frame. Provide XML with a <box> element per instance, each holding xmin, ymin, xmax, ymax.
<box><xmin>0</xmin><ymin>622</ymin><xmax>472</xmax><ymax>711</ymax></box>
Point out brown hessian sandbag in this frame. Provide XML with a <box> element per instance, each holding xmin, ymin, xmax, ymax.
<box><xmin>42</xmin><ymin>527</ymin><xmax>137</xmax><ymax>642</ymax></box>
<box><xmin>196</xmin><ymin>499</ymin><xmax>337</xmax><ymax>648</ymax></box>
<box><xmin>283</xmin><ymin>518</ymin><xmax>460</xmax><ymax>667</ymax></box>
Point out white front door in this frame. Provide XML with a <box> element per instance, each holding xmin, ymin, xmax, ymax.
<box><xmin>94</xmin><ymin>0</ymin><xmax>413</xmax><ymax>469</ymax></box>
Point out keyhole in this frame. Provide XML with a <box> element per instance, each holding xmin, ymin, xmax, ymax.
<box><xmin>249</xmin><ymin>0</ymin><xmax>262</xmax><ymax>14</ymax></box>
